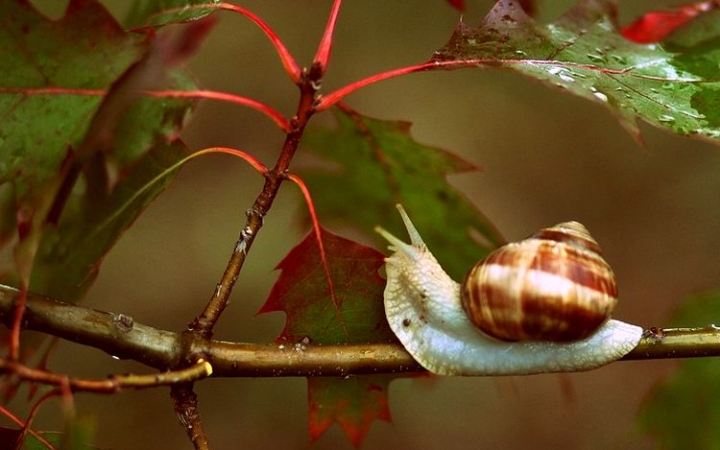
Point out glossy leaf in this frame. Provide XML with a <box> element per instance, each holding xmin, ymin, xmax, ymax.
<box><xmin>431</xmin><ymin>0</ymin><xmax>720</xmax><ymax>143</ymax></box>
<box><xmin>639</xmin><ymin>290</ymin><xmax>720</xmax><ymax>450</ymax></box>
<box><xmin>303</xmin><ymin>109</ymin><xmax>505</xmax><ymax>282</ymax></box>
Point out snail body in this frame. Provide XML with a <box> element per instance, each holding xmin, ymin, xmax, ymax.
<box><xmin>376</xmin><ymin>205</ymin><xmax>642</xmax><ymax>376</ymax></box>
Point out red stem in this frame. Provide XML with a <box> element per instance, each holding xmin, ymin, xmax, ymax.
<box><xmin>193</xmin><ymin>147</ymin><xmax>269</xmax><ymax>174</ymax></box>
<box><xmin>316</xmin><ymin>54</ymin><xmax>702</xmax><ymax>110</ymax></box>
<box><xmin>316</xmin><ymin>61</ymin><xmax>439</xmax><ymax>110</ymax></box>
<box><xmin>0</xmin><ymin>87</ymin><xmax>291</xmax><ymax>132</ymax></box>
<box><xmin>0</xmin><ymin>404</ymin><xmax>57</xmax><ymax>450</ymax></box>
<box><xmin>145</xmin><ymin>90</ymin><xmax>291</xmax><ymax>132</ymax></box>
<box><xmin>313</xmin><ymin>0</ymin><xmax>344</xmax><ymax>72</ymax></box>
<box><xmin>8</xmin><ymin>287</ymin><xmax>27</xmax><ymax>361</ymax></box>
<box><xmin>287</xmin><ymin>173</ymin><xmax>347</xmax><ymax>337</ymax></box>
<box><xmin>215</xmin><ymin>3</ymin><xmax>303</xmax><ymax>83</ymax></box>
<box><xmin>143</xmin><ymin>3</ymin><xmax>302</xmax><ymax>83</ymax></box>
<box><xmin>18</xmin><ymin>389</ymin><xmax>63</xmax><ymax>449</ymax></box>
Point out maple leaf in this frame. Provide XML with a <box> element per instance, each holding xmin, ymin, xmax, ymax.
<box><xmin>260</xmin><ymin>227</ymin><xmax>396</xmax><ymax>446</ymax></box>
<box><xmin>308</xmin><ymin>376</ymin><xmax>392</xmax><ymax>448</ymax></box>
<box><xmin>303</xmin><ymin>108</ymin><xmax>505</xmax><ymax>282</ymax></box>
<box><xmin>0</xmin><ymin>0</ymin><xmax>200</xmax><ymax>299</ymax></box>
<box><xmin>260</xmin><ymin>226</ymin><xmax>392</xmax><ymax>345</ymax></box>
<box><xmin>28</xmin><ymin>141</ymin><xmax>193</xmax><ymax>301</ymax></box>
<box><xmin>431</xmin><ymin>0</ymin><xmax>720</xmax><ymax>143</ymax></box>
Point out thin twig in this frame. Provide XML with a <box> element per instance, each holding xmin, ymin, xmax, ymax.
<box><xmin>188</xmin><ymin>68</ymin><xmax>322</xmax><ymax>339</ymax></box>
<box><xmin>171</xmin><ymin>384</ymin><xmax>210</xmax><ymax>450</ymax></box>
<box><xmin>18</xmin><ymin>388</ymin><xmax>63</xmax><ymax>449</ymax></box>
<box><xmin>0</xmin><ymin>358</ymin><xmax>213</xmax><ymax>393</ymax></box>
<box><xmin>0</xmin><ymin>403</ymin><xmax>58</xmax><ymax>450</ymax></box>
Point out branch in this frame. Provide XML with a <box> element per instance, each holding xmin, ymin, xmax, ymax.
<box><xmin>1</xmin><ymin>285</ymin><xmax>719</xmax><ymax>380</ymax></box>
<box><xmin>0</xmin><ymin>358</ymin><xmax>212</xmax><ymax>393</ymax></box>
<box><xmin>171</xmin><ymin>384</ymin><xmax>210</xmax><ymax>450</ymax></box>
<box><xmin>188</xmin><ymin>59</ymin><xmax>321</xmax><ymax>339</ymax></box>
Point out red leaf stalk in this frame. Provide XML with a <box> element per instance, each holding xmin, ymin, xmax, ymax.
<box><xmin>193</xmin><ymin>147</ymin><xmax>269</xmax><ymax>175</ymax></box>
<box><xmin>313</xmin><ymin>0</ymin><xmax>344</xmax><ymax>73</ymax></box>
<box><xmin>216</xmin><ymin>3</ymin><xmax>303</xmax><ymax>83</ymax></box>
<box><xmin>316</xmin><ymin>61</ymin><xmax>441</xmax><ymax>111</ymax></box>
<box><xmin>286</xmin><ymin>174</ymin><xmax>344</xmax><ymax>335</ymax></box>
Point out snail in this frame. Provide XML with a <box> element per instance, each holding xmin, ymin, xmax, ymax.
<box><xmin>375</xmin><ymin>205</ymin><xmax>643</xmax><ymax>376</ymax></box>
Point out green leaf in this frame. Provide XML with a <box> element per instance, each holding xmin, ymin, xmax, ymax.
<box><xmin>261</xmin><ymin>228</ymin><xmax>396</xmax><ymax>447</ymax></box>
<box><xmin>0</xmin><ymin>0</ymin><xmax>198</xmax><ymax>298</ymax></box>
<box><xmin>621</xmin><ymin>3</ymin><xmax>720</xmax><ymax>44</ymax></box>
<box><xmin>303</xmin><ymin>109</ymin><xmax>505</xmax><ymax>282</ymax></box>
<box><xmin>260</xmin><ymin>227</ymin><xmax>392</xmax><ymax>344</ymax></box>
<box><xmin>639</xmin><ymin>290</ymin><xmax>720</xmax><ymax>450</ymax></box>
<box><xmin>663</xmin><ymin>8</ymin><xmax>720</xmax><ymax>52</ymax></box>
<box><xmin>29</xmin><ymin>141</ymin><xmax>192</xmax><ymax>300</ymax></box>
<box><xmin>1</xmin><ymin>414</ymin><xmax>98</xmax><ymax>449</ymax></box>
<box><xmin>0</xmin><ymin>0</ymin><xmax>142</xmax><ymax>219</ymax></box>
<box><xmin>125</xmin><ymin>0</ymin><xmax>221</xmax><ymax>29</ymax></box>
<box><xmin>432</xmin><ymin>0</ymin><xmax>720</xmax><ymax>142</ymax></box>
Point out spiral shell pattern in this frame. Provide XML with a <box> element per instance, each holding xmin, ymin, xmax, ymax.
<box><xmin>461</xmin><ymin>221</ymin><xmax>618</xmax><ymax>342</ymax></box>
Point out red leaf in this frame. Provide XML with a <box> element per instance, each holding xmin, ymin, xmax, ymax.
<box><xmin>518</xmin><ymin>0</ymin><xmax>537</xmax><ymax>17</ymax></box>
<box><xmin>260</xmin><ymin>228</ymin><xmax>398</xmax><ymax>445</ymax></box>
<box><xmin>260</xmin><ymin>227</ymin><xmax>393</xmax><ymax>345</ymax></box>
<box><xmin>621</xmin><ymin>1</ymin><xmax>719</xmax><ymax>43</ymax></box>
<box><xmin>308</xmin><ymin>376</ymin><xmax>392</xmax><ymax>448</ymax></box>
<box><xmin>444</xmin><ymin>0</ymin><xmax>465</xmax><ymax>11</ymax></box>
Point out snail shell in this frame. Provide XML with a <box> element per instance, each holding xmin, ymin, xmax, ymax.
<box><xmin>376</xmin><ymin>205</ymin><xmax>642</xmax><ymax>376</ymax></box>
<box><xmin>461</xmin><ymin>221</ymin><xmax>618</xmax><ymax>342</ymax></box>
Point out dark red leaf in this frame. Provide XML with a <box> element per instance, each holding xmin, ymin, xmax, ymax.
<box><xmin>445</xmin><ymin>0</ymin><xmax>465</xmax><ymax>11</ymax></box>
<box><xmin>518</xmin><ymin>0</ymin><xmax>537</xmax><ymax>17</ymax></box>
<box><xmin>260</xmin><ymin>226</ymin><xmax>392</xmax><ymax>345</ymax></box>
<box><xmin>308</xmin><ymin>376</ymin><xmax>392</xmax><ymax>448</ymax></box>
<box><xmin>261</xmin><ymin>227</ymin><xmax>398</xmax><ymax>446</ymax></box>
<box><xmin>621</xmin><ymin>1</ymin><xmax>720</xmax><ymax>43</ymax></box>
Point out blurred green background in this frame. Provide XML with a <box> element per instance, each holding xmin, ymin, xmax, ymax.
<box><xmin>21</xmin><ymin>0</ymin><xmax>720</xmax><ymax>449</ymax></box>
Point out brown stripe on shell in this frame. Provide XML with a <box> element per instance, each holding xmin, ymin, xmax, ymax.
<box><xmin>530</xmin><ymin>221</ymin><xmax>603</xmax><ymax>256</ymax></box>
<box><xmin>462</xmin><ymin>263</ymin><xmax>523</xmax><ymax>340</ymax></box>
<box><xmin>460</xmin><ymin>222</ymin><xmax>618</xmax><ymax>342</ymax></box>
<box><xmin>482</xmin><ymin>239</ymin><xmax>616</xmax><ymax>296</ymax></box>
<box><xmin>516</xmin><ymin>279</ymin><xmax>615</xmax><ymax>341</ymax></box>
